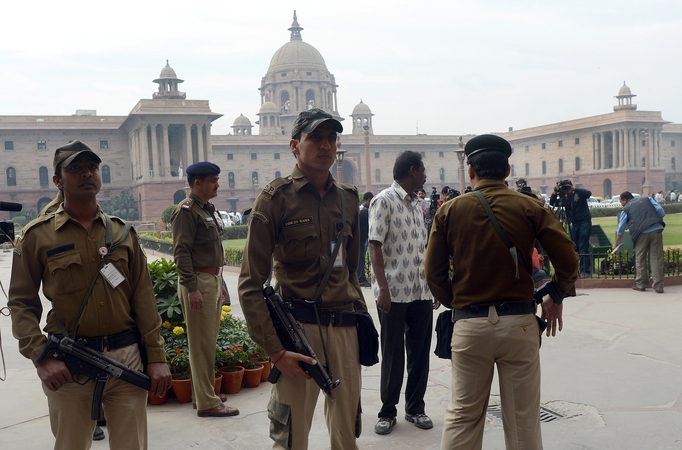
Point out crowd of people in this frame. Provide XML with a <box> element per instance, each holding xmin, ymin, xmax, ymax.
<box><xmin>9</xmin><ymin>108</ymin><xmax>674</xmax><ymax>450</ymax></box>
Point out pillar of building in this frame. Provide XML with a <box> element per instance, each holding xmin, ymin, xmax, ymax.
<box><xmin>197</xmin><ymin>125</ymin><xmax>205</xmax><ymax>161</ymax></box>
<box><xmin>162</xmin><ymin>124</ymin><xmax>171</xmax><ymax>177</ymax></box>
<box><xmin>150</xmin><ymin>124</ymin><xmax>159</xmax><ymax>177</ymax></box>
<box><xmin>130</xmin><ymin>131</ymin><xmax>138</xmax><ymax>181</ymax></box>
<box><xmin>205</xmin><ymin>124</ymin><xmax>213</xmax><ymax>160</ymax></box>
<box><xmin>140</xmin><ymin>125</ymin><xmax>150</xmax><ymax>178</ymax></box>
<box><xmin>185</xmin><ymin>124</ymin><xmax>193</xmax><ymax>167</ymax></box>
<box><xmin>600</xmin><ymin>133</ymin><xmax>606</xmax><ymax>170</ymax></box>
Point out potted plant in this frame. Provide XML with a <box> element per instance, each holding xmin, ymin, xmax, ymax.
<box><xmin>217</xmin><ymin>346</ymin><xmax>248</xmax><ymax>394</ymax></box>
<box><xmin>169</xmin><ymin>351</ymin><xmax>192</xmax><ymax>403</ymax></box>
<box><xmin>242</xmin><ymin>358</ymin><xmax>264</xmax><ymax>388</ymax></box>
<box><xmin>253</xmin><ymin>345</ymin><xmax>272</xmax><ymax>382</ymax></box>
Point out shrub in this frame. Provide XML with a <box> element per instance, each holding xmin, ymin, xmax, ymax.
<box><xmin>223</xmin><ymin>225</ymin><xmax>248</xmax><ymax>240</ymax></box>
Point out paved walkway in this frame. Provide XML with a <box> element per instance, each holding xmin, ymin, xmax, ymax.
<box><xmin>1</xmin><ymin>249</ymin><xmax>682</xmax><ymax>449</ymax></box>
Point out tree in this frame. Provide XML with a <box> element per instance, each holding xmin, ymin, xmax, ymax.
<box><xmin>161</xmin><ymin>205</ymin><xmax>176</xmax><ymax>225</ymax></box>
<box><xmin>100</xmin><ymin>190</ymin><xmax>139</xmax><ymax>221</ymax></box>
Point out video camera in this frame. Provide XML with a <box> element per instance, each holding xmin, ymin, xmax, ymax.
<box><xmin>556</xmin><ymin>180</ymin><xmax>572</xmax><ymax>195</ymax></box>
<box><xmin>516</xmin><ymin>178</ymin><xmax>532</xmax><ymax>194</ymax></box>
<box><xmin>0</xmin><ymin>201</ymin><xmax>22</xmax><ymax>244</ymax></box>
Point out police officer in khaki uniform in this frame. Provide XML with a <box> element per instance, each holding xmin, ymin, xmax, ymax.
<box><xmin>171</xmin><ymin>161</ymin><xmax>238</xmax><ymax>418</ymax></box>
<box><xmin>8</xmin><ymin>140</ymin><xmax>172</xmax><ymax>450</ymax></box>
<box><xmin>425</xmin><ymin>135</ymin><xmax>578</xmax><ymax>450</ymax></box>
<box><xmin>238</xmin><ymin>108</ymin><xmax>366</xmax><ymax>450</ymax></box>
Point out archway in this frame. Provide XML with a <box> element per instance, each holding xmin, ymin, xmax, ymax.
<box><xmin>603</xmin><ymin>179</ymin><xmax>612</xmax><ymax>199</ymax></box>
<box><xmin>173</xmin><ymin>190</ymin><xmax>186</xmax><ymax>204</ymax></box>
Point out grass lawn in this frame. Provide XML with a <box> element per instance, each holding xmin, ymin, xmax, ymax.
<box><xmin>592</xmin><ymin>213</ymin><xmax>682</xmax><ymax>248</ymax></box>
<box><xmin>224</xmin><ymin>238</ymin><xmax>246</xmax><ymax>249</ymax></box>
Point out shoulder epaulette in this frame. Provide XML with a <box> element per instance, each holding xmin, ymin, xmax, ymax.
<box><xmin>180</xmin><ymin>198</ymin><xmax>194</xmax><ymax>210</ymax></box>
<box><xmin>21</xmin><ymin>213</ymin><xmax>54</xmax><ymax>235</ymax></box>
<box><xmin>339</xmin><ymin>182</ymin><xmax>358</xmax><ymax>193</ymax></box>
<box><xmin>262</xmin><ymin>176</ymin><xmax>292</xmax><ymax>196</ymax></box>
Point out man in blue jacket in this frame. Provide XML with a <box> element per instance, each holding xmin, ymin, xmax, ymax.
<box><xmin>612</xmin><ymin>191</ymin><xmax>666</xmax><ymax>293</ymax></box>
<box><xmin>550</xmin><ymin>180</ymin><xmax>592</xmax><ymax>277</ymax></box>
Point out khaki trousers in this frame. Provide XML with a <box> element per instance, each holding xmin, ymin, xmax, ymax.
<box><xmin>43</xmin><ymin>344</ymin><xmax>148</xmax><ymax>450</ymax></box>
<box><xmin>441</xmin><ymin>310</ymin><xmax>542</xmax><ymax>450</ymax></box>
<box><xmin>179</xmin><ymin>272</ymin><xmax>223</xmax><ymax>411</ymax></box>
<box><xmin>270</xmin><ymin>321</ymin><xmax>361</xmax><ymax>450</ymax></box>
<box><xmin>634</xmin><ymin>230</ymin><xmax>664</xmax><ymax>291</ymax></box>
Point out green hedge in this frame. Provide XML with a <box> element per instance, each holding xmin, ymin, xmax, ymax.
<box><xmin>589</xmin><ymin>202</ymin><xmax>682</xmax><ymax>218</ymax></box>
<box><xmin>225</xmin><ymin>247</ymin><xmax>244</xmax><ymax>267</ymax></box>
<box><xmin>223</xmin><ymin>225</ymin><xmax>248</xmax><ymax>240</ymax></box>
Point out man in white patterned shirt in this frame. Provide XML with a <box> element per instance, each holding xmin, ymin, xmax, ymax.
<box><xmin>369</xmin><ymin>151</ymin><xmax>440</xmax><ymax>435</ymax></box>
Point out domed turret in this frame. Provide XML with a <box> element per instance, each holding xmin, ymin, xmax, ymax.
<box><xmin>258</xmin><ymin>11</ymin><xmax>342</xmax><ymax>136</ymax></box>
<box><xmin>153</xmin><ymin>60</ymin><xmax>186</xmax><ymax>100</ymax></box>
<box><xmin>231</xmin><ymin>114</ymin><xmax>253</xmax><ymax>136</ymax></box>
<box><xmin>257</xmin><ymin>99</ymin><xmax>283</xmax><ymax>136</ymax></box>
<box><xmin>350</xmin><ymin>100</ymin><xmax>374</xmax><ymax>135</ymax></box>
<box><xmin>259</xmin><ymin>101</ymin><xmax>280</xmax><ymax>114</ymax></box>
<box><xmin>614</xmin><ymin>81</ymin><xmax>636</xmax><ymax>111</ymax></box>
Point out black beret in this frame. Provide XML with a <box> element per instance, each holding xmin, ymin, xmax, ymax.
<box><xmin>186</xmin><ymin>161</ymin><xmax>221</xmax><ymax>176</ymax></box>
<box><xmin>53</xmin><ymin>140</ymin><xmax>101</xmax><ymax>170</ymax></box>
<box><xmin>464</xmin><ymin>134</ymin><xmax>512</xmax><ymax>162</ymax></box>
<box><xmin>291</xmin><ymin>108</ymin><xmax>343</xmax><ymax>138</ymax></box>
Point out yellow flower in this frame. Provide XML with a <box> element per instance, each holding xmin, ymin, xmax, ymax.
<box><xmin>162</xmin><ymin>321</ymin><xmax>171</xmax><ymax>329</ymax></box>
<box><xmin>222</xmin><ymin>305</ymin><xmax>232</xmax><ymax>313</ymax></box>
<box><xmin>173</xmin><ymin>326</ymin><xmax>185</xmax><ymax>336</ymax></box>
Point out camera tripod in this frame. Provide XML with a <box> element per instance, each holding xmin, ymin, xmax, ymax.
<box><xmin>552</xmin><ymin>205</ymin><xmax>572</xmax><ymax>237</ymax></box>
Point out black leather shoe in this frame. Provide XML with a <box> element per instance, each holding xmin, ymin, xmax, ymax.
<box><xmin>93</xmin><ymin>426</ymin><xmax>105</xmax><ymax>441</ymax></box>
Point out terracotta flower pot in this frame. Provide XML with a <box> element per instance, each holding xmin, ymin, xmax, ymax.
<box><xmin>171</xmin><ymin>377</ymin><xmax>192</xmax><ymax>404</ymax></box>
<box><xmin>256</xmin><ymin>360</ymin><xmax>272</xmax><ymax>382</ymax></box>
<box><xmin>214</xmin><ymin>373</ymin><xmax>223</xmax><ymax>395</ymax></box>
<box><xmin>243</xmin><ymin>364</ymin><xmax>264</xmax><ymax>388</ymax></box>
<box><xmin>218</xmin><ymin>366</ymin><xmax>244</xmax><ymax>395</ymax></box>
<box><xmin>148</xmin><ymin>390</ymin><xmax>168</xmax><ymax>405</ymax></box>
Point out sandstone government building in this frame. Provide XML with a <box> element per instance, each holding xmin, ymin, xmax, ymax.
<box><xmin>1</xmin><ymin>12</ymin><xmax>681</xmax><ymax>222</ymax></box>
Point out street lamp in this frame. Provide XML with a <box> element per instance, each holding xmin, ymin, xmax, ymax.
<box><xmin>363</xmin><ymin>122</ymin><xmax>372</xmax><ymax>192</ymax></box>
<box><xmin>641</xmin><ymin>129</ymin><xmax>653</xmax><ymax>196</ymax></box>
<box><xmin>455</xmin><ymin>136</ymin><xmax>466</xmax><ymax>193</ymax></box>
<box><xmin>336</xmin><ymin>145</ymin><xmax>347</xmax><ymax>183</ymax></box>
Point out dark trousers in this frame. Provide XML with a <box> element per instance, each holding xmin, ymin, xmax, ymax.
<box><xmin>377</xmin><ymin>299</ymin><xmax>433</xmax><ymax>418</ymax></box>
<box><xmin>357</xmin><ymin>239</ymin><xmax>368</xmax><ymax>282</ymax></box>
<box><xmin>571</xmin><ymin>220</ymin><xmax>592</xmax><ymax>274</ymax></box>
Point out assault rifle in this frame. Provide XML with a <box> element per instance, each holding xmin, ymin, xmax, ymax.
<box><xmin>264</xmin><ymin>286</ymin><xmax>340</xmax><ymax>400</ymax></box>
<box><xmin>37</xmin><ymin>335</ymin><xmax>151</xmax><ymax>420</ymax></box>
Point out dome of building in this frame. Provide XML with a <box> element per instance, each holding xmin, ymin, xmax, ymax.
<box><xmin>233</xmin><ymin>114</ymin><xmax>252</xmax><ymax>127</ymax></box>
<box><xmin>259</xmin><ymin>101</ymin><xmax>280</xmax><ymax>114</ymax></box>
<box><xmin>267</xmin><ymin>11</ymin><xmax>328</xmax><ymax>73</ymax></box>
<box><xmin>352</xmin><ymin>100</ymin><xmax>372</xmax><ymax>116</ymax></box>
<box><xmin>159</xmin><ymin>60</ymin><xmax>178</xmax><ymax>79</ymax></box>
<box><xmin>618</xmin><ymin>82</ymin><xmax>632</xmax><ymax>97</ymax></box>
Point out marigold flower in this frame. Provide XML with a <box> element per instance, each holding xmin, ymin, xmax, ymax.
<box><xmin>173</xmin><ymin>326</ymin><xmax>184</xmax><ymax>336</ymax></box>
<box><xmin>162</xmin><ymin>321</ymin><xmax>171</xmax><ymax>329</ymax></box>
<box><xmin>222</xmin><ymin>305</ymin><xmax>232</xmax><ymax>313</ymax></box>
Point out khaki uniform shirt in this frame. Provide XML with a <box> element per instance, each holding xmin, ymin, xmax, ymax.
<box><xmin>8</xmin><ymin>205</ymin><xmax>165</xmax><ymax>365</ymax></box>
<box><xmin>425</xmin><ymin>179</ymin><xmax>578</xmax><ymax>309</ymax></box>
<box><xmin>171</xmin><ymin>194</ymin><xmax>225</xmax><ymax>292</ymax></box>
<box><xmin>238</xmin><ymin>165</ymin><xmax>366</xmax><ymax>355</ymax></box>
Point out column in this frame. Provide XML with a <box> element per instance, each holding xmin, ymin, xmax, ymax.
<box><xmin>185</xmin><ymin>124</ymin><xmax>194</xmax><ymax>167</ymax></box>
<box><xmin>162</xmin><ymin>124</ymin><xmax>171</xmax><ymax>177</ymax></box>
<box><xmin>206</xmin><ymin>124</ymin><xmax>213</xmax><ymax>160</ymax></box>
<box><xmin>150</xmin><ymin>124</ymin><xmax>159</xmax><ymax>177</ymax></box>
<box><xmin>197</xmin><ymin>124</ymin><xmax>205</xmax><ymax>161</ymax></box>
<box><xmin>132</xmin><ymin>129</ymin><xmax>139</xmax><ymax>181</ymax></box>
<box><xmin>592</xmin><ymin>133</ymin><xmax>597</xmax><ymax>169</ymax></box>
<box><xmin>140</xmin><ymin>125</ymin><xmax>150</xmax><ymax>178</ymax></box>
<box><xmin>333</xmin><ymin>91</ymin><xmax>338</xmax><ymax>112</ymax></box>
<box><xmin>600</xmin><ymin>133</ymin><xmax>606</xmax><ymax>170</ymax></box>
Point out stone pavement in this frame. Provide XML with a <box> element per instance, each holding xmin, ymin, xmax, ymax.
<box><xmin>1</xmin><ymin>248</ymin><xmax>682</xmax><ymax>449</ymax></box>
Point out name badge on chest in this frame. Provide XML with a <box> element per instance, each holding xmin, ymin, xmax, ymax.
<box><xmin>331</xmin><ymin>241</ymin><xmax>344</xmax><ymax>269</ymax></box>
<box><xmin>100</xmin><ymin>263</ymin><xmax>125</xmax><ymax>288</ymax></box>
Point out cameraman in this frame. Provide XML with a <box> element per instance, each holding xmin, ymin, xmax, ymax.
<box><xmin>550</xmin><ymin>180</ymin><xmax>592</xmax><ymax>277</ymax></box>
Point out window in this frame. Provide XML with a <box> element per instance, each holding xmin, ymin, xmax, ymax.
<box><xmin>306</xmin><ymin>72</ymin><xmax>312</xmax><ymax>76</ymax></box>
<box><xmin>642</xmin><ymin>140</ymin><xmax>646</xmax><ymax>146</ymax></box>
<box><xmin>251</xmin><ymin>153</ymin><xmax>257</xmax><ymax>160</ymax></box>
<box><xmin>642</xmin><ymin>157</ymin><xmax>645</xmax><ymax>167</ymax></box>
<box><xmin>421</xmin><ymin>152</ymin><xmax>425</xmax><ymax>157</ymax></box>
<box><xmin>252</xmin><ymin>172</ymin><xmax>259</xmax><ymax>186</ymax></box>
<box><xmin>305</xmin><ymin>90</ymin><xmax>315</xmax><ymax>109</ymax></box>
<box><xmin>6</xmin><ymin>167</ymin><xmax>16</xmax><ymax>186</ymax></box>
<box><xmin>558</xmin><ymin>159</ymin><xmax>564</xmax><ymax>173</ymax></box>
<box><xmin>375</xmin><ymin>152</ymin><xmax>380</xmax><ymax>159</ymax></box>
<box><xmin>558</xmin><ymin>140</ymin><xmax>563</xmax><ymax>148</ymax></box>
<box><xmin>575</xmin><ymin>157</ymin><xmax>581</xmax><ymax>171</ymax></box>
<box><xmin>439</xmin><ymin>168</ymin><xmax>445</xmax><ymax>181</ymax></box>
<box><xmin>37</xmin><ymin>140</ymin><xmax>47</xmax><ymax>150</ymax></box>
<box><xmin>672</xmin><ymin>157</ymin><xmax>676</xmax><ymax>171</ymax></box>
<box><xmin>227</xmin><ymin>153</ymin><xmax>233</xmax><ymax>160</ymax></box>
<box><xmin>575</xmin><ymin>137</ymin><xmax>580</xmax><ymax>145</ymax></box>
<box><xmin>102</xmin><ymin>165</ymin><xmax>111</xmax><ymax>184</ymax></box>
<box><xmin>275</xmin><ymin>171</ymin><xmax>281</xmax><ymax>178</ymax></box>
<box><xmin>228</xmin><ymin>172</ymin><xmax>235</xmax><ymax>188</ymax></box>
<box><xmin>439</xmin><ymin>151</ymin><xmax>444</xmax><ymax>158</ymax></box>
<box><xmin>263</xmin><ymin>116</ymin><xmax>268</xmax><ymax>127</ymax></box>
<box><xmin>525</xmin><ymin>163</ymin><xmax>529</xmax><ymax>177</ymax></box>
<box><xmin>274</xmin><ymin>153</ymin><xmax>280</xmax><ymax>160</ymax></box>
<box><xmin>100</xmin><ymin>140</ymin><xmax>108</xmax><ymax>150</ymax></box>
<box><xmin>542</xmin><ymin>161</ymin><xmax>546</xmax><ymax>174</ymax></box>
<box><xmin>39</xmin><ymin>166</ymin><xmax>49</xmax><ymax>187</ymax></box>
<box><xmin>672</xmin><ymin>140</ymin><xmax>676</xmax><ymax>147</ymax></box>
<box><xmin>541</xmin><ymin>143</ymin><xmax>546</xmax><ymax>150</ymax></box>
<box><xmin>525</xmin><ymin>145</ymin><xmax>529</xmax><ymax>152</ymax></box>
<box><xmin>375</xmin><ymin>169</ymin><xmax>380</xmax><ymax>182</ymax></box>
<box><xmin>281</xmin><ymin>91</ymin><xmax>290</xmax><ymax>111</ymax></box>
<box><xmin>280</xmin><ymin>72</ymin><xmax>287</xmax><ymax>77</ymax></box>
<box><xmin>5</xmin><ymin>141</ymin><xmax>14</xmax><ymax>151</ymax></box>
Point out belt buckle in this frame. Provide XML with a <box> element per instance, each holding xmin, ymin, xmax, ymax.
<box><xmin>329</xmin><ymin>311</ymin><xmax>337</xmax><ymax>327</ymax></box>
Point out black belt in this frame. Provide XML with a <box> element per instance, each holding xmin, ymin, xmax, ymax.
<box><xmin>454</xmin><ymin>301</ymin><xmax>535</xmax><ymax>321</ymax></box>
<box><xmin>290</xmin><ymin>305</ymin><xmax>358</xmax><ymax>327</ymax></box>
<box><xmin>53</xmin><ymin>328</ymin><xmax>139</xmax><ymax>352</ymax></box>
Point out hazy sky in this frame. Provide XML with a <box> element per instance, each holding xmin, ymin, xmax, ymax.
<box><xmin>2</xmin><ymin>0</ymin><xmax>681</xmax><ymax>136</ymax></box>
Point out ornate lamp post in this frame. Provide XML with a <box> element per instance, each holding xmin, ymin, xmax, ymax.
<box><xmin>641</xmin><ymin>129</ymin><xmax>653</xmax><ymax>196</ymax></box>
<box><xmin>363</xmin><ymin>121</ymin><xmax>372</xmax><ymax>192</ymax></box>
<box><xmin>336</xmin><ymin>146</ymin><xmax>347</xmax><ymax>183</ymax></box>
<box><xmin>455</xmin><ymin>136</ymin><xmax>466</xmax><ymax>193</ymax></box>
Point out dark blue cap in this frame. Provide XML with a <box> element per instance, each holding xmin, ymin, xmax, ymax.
<box><xmin>464</xmin><ymin>134</ymin><xmax>512</xmax><ymax>163</ymax></box>
<box><xmin>186</xmin><ymin>161</ymin><xmax>221</xmax><ymax>176</ymax></box>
